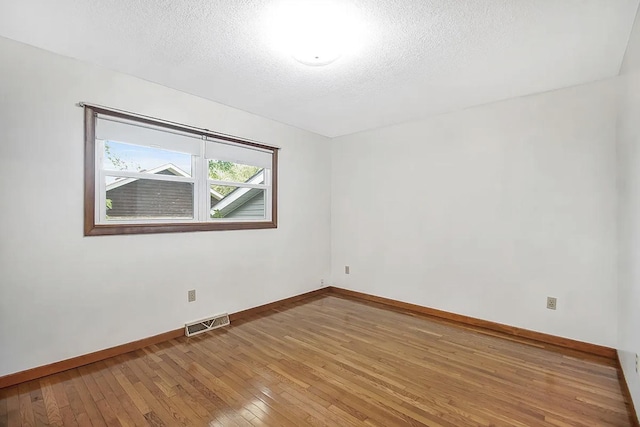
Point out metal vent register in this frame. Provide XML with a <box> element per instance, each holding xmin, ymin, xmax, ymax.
<box><xmin>185</xmin><ymin>313</ymin><xmax>230</xmax><ymax>337</ymax></box>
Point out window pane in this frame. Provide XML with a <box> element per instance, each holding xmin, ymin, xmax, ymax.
<box><xmin>106</xmin><ymin>176</ymin><xmax>194</xmax><ymax>220</ymax></box>
<box><xmin>210</xmin><ymin>185</ymin><xmax>266</xmax><ymax>220</ymax></box>
<box><xmin>208</xmin><ymin>159</ymin><xmax>265</xmax><ymax>184</ymax></box>
<box><xmin>103</xmin><ymin>141</ymin><xmax>193</xmax><ymax>177</ymax></box>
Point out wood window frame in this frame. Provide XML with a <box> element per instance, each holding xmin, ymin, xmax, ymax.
<box><xmin>83</xmin><ymin>105</ymin><xmax>279</xmax><ymax>236</ymax></box>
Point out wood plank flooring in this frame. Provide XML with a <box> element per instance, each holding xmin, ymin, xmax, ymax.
<box><xmin>0</xmin><ymin>294</ymin><xmax>635</xmax><ymax>426</ymax></box>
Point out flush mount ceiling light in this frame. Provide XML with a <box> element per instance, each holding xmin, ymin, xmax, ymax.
<box><xmin>266</xmin><ymin>0</ymin><xmax>366</xmax><ymax>67</ymax></box>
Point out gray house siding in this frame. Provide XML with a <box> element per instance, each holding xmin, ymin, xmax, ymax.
<box><xmin>225</xmin><ymin>191</ymin><xmax>265</xmax><ymax>219</ymax></box>
<box><xmin>156</xmin><ymin>169</ymin><xmax>185</xmax><ymax>176</ymax></box>
<box><xmin>107</xmin><ymin>180</ymin><xmax>193</xmax><ymax>218</ymax></box>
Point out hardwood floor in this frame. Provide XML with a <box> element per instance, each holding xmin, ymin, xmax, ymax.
<box><xmin>0</xmin><ymin>294</ymin><xmax>635</xmax><ymax>426</ymax></box>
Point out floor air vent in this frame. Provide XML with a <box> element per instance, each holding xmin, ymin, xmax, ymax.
<box><xmin>185</xmin><ymin>313</ymin><xmax>230</xmax><ymax>337</ymax></box>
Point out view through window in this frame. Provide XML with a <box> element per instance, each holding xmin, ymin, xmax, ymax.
<box><xmin>83</xmin><ymin>105</ymin><xmax>278</xmax><ymax>235</ymax></box>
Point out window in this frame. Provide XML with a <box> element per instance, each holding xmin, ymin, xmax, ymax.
<box><xmin>83</xmin><ymin>105</ymin><xmax>278</xmax><ymax>235</ymax></box>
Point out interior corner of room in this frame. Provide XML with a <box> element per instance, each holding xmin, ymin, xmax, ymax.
<box><xmin>0</xmin><ymin>0</ymin><xmax>640</xmax><ymax>425</ymax></box>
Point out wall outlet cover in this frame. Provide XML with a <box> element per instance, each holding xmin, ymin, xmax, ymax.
<box><xmin>547</xmin><ymin>296</ymin><xmax>557</xmax><ymax>310</ymax></box>
<box><xmin>188</xmin><ymin>289</ymin><xmax>196</xmax><ymax>302</ymax></box>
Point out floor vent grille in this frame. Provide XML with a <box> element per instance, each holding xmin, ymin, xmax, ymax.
<box><xmin>185</xmin><ymin>313</ymin><xmax>230</xmax><ymax>337</ymax></box>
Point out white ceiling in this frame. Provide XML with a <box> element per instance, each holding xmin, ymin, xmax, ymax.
<box><xmin>0</xmin><ymin>0</ymin><xmax>638</xmax><ymax>137</ymax></box>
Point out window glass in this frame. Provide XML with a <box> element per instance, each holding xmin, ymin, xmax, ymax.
<box><xmin>211</xmin><ymin>185</ymin><xmax>266</xmax><ymax>220</ymax></box>
<box><xmin>208</xmin><ymin>158</ymin><xmax>266</xmax><ymax>193</ymax></box>
<box><xmin>105</xmin><ymin>177</ymin><xmax>194</xmax><ymax>220</ymax></box>
<box><xmin>103</xmin><ymin>141</ymin><xmax>193</xmax><ymax>177</ymax></box>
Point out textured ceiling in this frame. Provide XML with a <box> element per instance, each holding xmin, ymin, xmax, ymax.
<box><xmin>0</xmin><ymin>0</ymin><xmax>638</xmax><ymax>137</ymax></box>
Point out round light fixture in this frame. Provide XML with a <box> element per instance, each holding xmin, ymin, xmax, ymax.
<box><xmin>292</xmin><ymin>51</ymin><xmax>341</xmax><ymax>67</ymax></box>
<box><xmin>266</xmin><ymin>1</ymin><xmax>365</xmax><ymax>67</ymax></box>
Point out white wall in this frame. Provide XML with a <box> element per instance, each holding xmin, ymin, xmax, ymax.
<box><xmin>617</xmin><ymin>8</ymin><xmax>640</xmax><ymax>415</ymax></box>
<box><xmin>331</xmin><ymin>80</ymin><xmax>619</xmax><ymax>347</ymax></box>
<box><xmin>0</xmin><ymin>37</ymin><xmax>332</xmax><ymax>377</ymax></box>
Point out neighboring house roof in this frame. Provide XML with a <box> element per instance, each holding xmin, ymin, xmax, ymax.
<box><xmin>106</xmin><ymin>163</ymin><xmax>224</xmax><ymax>201</ymax></box>
<box><xmin>210</xmin><ymin>170</ymin><xmax>265</xmax><ymax>217</ymax></box>
<box><xmin>106</xmin><ymin>163</ymin><xmax>265</xmax><ymax>218</ymax></box>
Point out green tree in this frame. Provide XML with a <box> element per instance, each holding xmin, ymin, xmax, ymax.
<box><xmin>105</xmin><ymin>142</ymin><xmax>141</xmax><ymax>171</ymax></box>
<box><xmin>208</xmin><ymin>160</ymin><xmax>261</xmax><ymax>196</ymax></box>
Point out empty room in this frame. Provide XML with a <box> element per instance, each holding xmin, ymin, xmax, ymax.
<box><xmin>1</xmin><ymin>0</ymin><xmax>640</xmax><ymax>425</ymax></box>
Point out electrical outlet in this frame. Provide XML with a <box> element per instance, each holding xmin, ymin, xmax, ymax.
<box><xmin>345</xmin><ymin>266</ymin><xmax>350</xmax><ymax>274</ymax></box>
<box><xmin>188</xmin><ymin>289</ymin><xmax>196</xmax><ymax>302</ymax></box>
<box><xmin>546</xmin><ymin>296</ymin><xmax>557</xmax><ymax>310</ymax></box>
<box><xmin>636</xmin><ymin>353</ymin><xmax>638</xmax><ymax>374</ymax></box>
<box><xmin>320</xmin><ymin>279</ymin><xmax>325</xmax><ymax>286</ymax></box>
